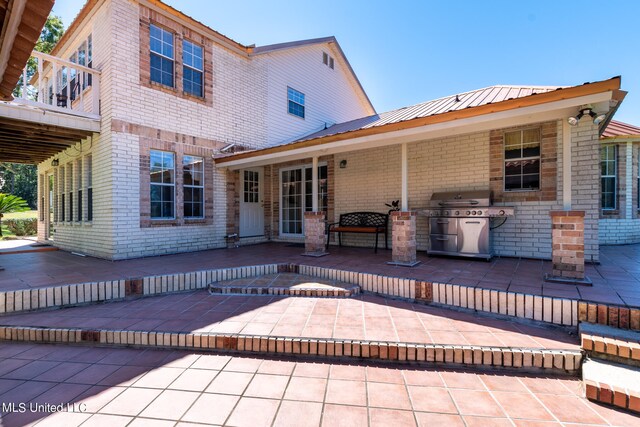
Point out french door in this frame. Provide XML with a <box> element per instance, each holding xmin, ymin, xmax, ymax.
<box><xmin>280</xmin><ymin>164</ymin><xmax>327</xmax><ymax>236</ymax></box>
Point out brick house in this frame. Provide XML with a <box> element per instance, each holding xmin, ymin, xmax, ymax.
<box><xmin>14</xmin><ymin>0</ymin><xmax>632</xmax><ymax>262</ymax></box>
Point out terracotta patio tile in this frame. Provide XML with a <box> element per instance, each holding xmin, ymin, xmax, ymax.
<box><xmin>257</xmin><ymin>359</ymin><xmax>296</xmax><ymax>376</ymax></box>
<box><xmin>33</xmin><ymin>411</ymin><xmax>92</xmax><ymax>427</ymax></box>
<box><xmin>223</xmin><ymin>357</ymin><xmax>263</xmax><ymax>373</ymax></box>
<box><xmin>226</xmin><ymin>397</ymin><xmax>280</xmax><ymax>427</ymax></box>
<box><xmin>325</xmin><ymin>379</ymin><xmax>367</xmax><ymax>406</ymax></box>
<box><xmin>181</xmin><ymin>393</ymin><xmax>239</xmax><ymax>425</ymax></box>
<box><xmin>479</xmin><ymin>374</ymin><xmax>528</xmax><ymax>392</ymax></box>
<box><xmin>462</xmin><ymin>416</ymin><xmax>513</xmax><ymax>427</ymax></box>
<box><xmin>81</xmin><ymin>414</ymin><xmax>133</xmax><ymax>427</ymax></box>
<box><xmin>328</xmin><ymin>364</ymin><xmax>366</xmax><ymax>381</ymax></box>
<box><xmin>139</xmin><ymin>389</ymin><xmax>199</xmax><ymax>421</ymax></box>
<box><xmin>492</xmin><ymin>391</ymin><xmax>555</xmax><ymax>420</ymax></box>
<box><xmin>131</xmin><ymin>367</ymin><xmax>184</xmax><ymax>389</ymax></box>
<box><xmin>2</xmin><ymin>360</ymin><xmax>60</xmax><ymax>380</ymax></box>
<box><xmin>74</xmin><ymin>385</ymin><xmax>127</xmax><ymax>414</ymax></box>
<box><xmin>321</xmin><ymin>404</ymin><xmax>368</xmax><ymax>427</ymax></box>
<box><xmin>293</xmin><ymin>362</ymin><xmax>330</xmax><ymax>378</ymax></box>
<box><xmin>367</xmin><ymin>381</ymin><xmax>412</xmax><ymax>410</ymax></box>
<box><xmin>369</xmin><ymin>408</ymin><xmax>416</xmax><ymax>426</ymax></box>
<box><xmin>407</xmin><ymin>385</ymin><xmax>458</xmax><ymax>414</ymax></box>
<box><xmin>190</xmin><ymin>354</ymin><xmax>231</xmax><ymax>370</ymax></box>
<box><xmin>414</xmin><ymin>412</ymin><xmax>465</xmax><ymax>426</ymax></box>
<box><xmin>98</xmin><ymin>365</ymin><xmax>149</xmax><ymax>387</ymax></box>
<box><xmin>244</xmin><ymin>373</ymin><xmax>289</xmax><ymax>399</ymax></box>
<box><xmin>128</xmin><ymin>418</ymin><xmax>176</xmax><ymax>427</ymax></box>
<box><xmin>535</xmin><ymin>394</ymin><xmax>607</xmax><ymax>424</ymax></box>
<box><xmin>273</xmin><ymin>400</ymin><xmax>323</xmax><ymax>427</ymax></box>
<box><xmin>440</xmin><ymin>371</ymin><xmax>484</xmax><ymax>390</ymax></box>
<box><xmin>449</xmin><ymin>389</ymin><xmax>505</xmax><ymax>417</ymax></box>
<box><xmin>205</xmin><ymin>371</ymin><xmax>252</xmax><ymax>395</ymax></box>
<box><xmin>366</xmin><ymin>366</ymin><xmax>404</xmax><ymax>384</ymax></box>
<box><xmin>284</xmin><ymin>376</ymin><xmax>327</xmax><ymax>402</ymax></box>
<box><xmin>168</xmin><ymin>368</ymin><xmax>218</xmax><ymax>392</ymax></box>
<box><xmin>99</xmin><ymin>387</ymin><xmax>162</xmax><ymax>416</ymax></box>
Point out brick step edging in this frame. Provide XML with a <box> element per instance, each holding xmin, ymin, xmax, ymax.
<box><xmin>585</xmin><ymin>379</ymin><xmax>640</xmax><ymax>414</ymax></box>
<box><xmin>208</xmin><ymin>285</ymin><xmax>360</xmax><ymax>298</ymax></box>
<box><xmin>582</xmin><ymin>334</ymin><xmax>640</xmax><ymax>367</ymax></box>
<box><xmin>0</xmin><ymin>325</ymin><xmax>582</xmax><ymax>374</ymax></box>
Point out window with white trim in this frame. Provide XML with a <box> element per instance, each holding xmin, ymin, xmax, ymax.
<box><xmin>287</xmin><ymin>87</ymin><xmax>305</xmax><ymax>119</ymax></box>
<box><xmin>86</xmin><ymin>155</ymin><xmax>93</xmax><ymax>221</ymax></box>
<box><xmin>150</xmin><ymin>150</ymin><xmax>175</xmax><ymax>219</ymax></box>
<box><xmin>150</xmin><ymin>24</ymin><xmax>174</xmax><ymax>87</ymax></box>
<box><xmin>504</xmin><ymin>128</ymin><xmax>541</xmax><ymax>191</ymax></box>
<box><xmin>183</xmin><ymin>155</ymin><xmax>204</xmax><ymax>218</ymax></box>
<box><xmin>183</xmin><ymin>40</ymin><xmax>203</xmax><ymax>97</ymax></box>
<box><xmin>601</xmin><ymin>145</ymin><xmax>616</xmax><ymax>210</ymax></box>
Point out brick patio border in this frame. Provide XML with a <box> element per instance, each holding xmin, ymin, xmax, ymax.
<box><xmin>209</xmin><ymin>284</ymin><xmax>360</xmax><ymax>298</ymax></box>
<box><xmin>585</xmin><ymin>379</ymin><xmax>640</xmax><ymax>414</ymax></box>
<box><xmin>3</xmin><ymin>262</ymin><xmax>640</xmax><ymax>334</ymax></box>
<box><xmin>0</xmin><ymin>324</ymin><xmax>582</xmax><ymax>374</ymax></box>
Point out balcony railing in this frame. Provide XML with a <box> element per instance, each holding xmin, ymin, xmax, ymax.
<box><xmin>15</xmin><ymin>50</ymin><xmax>101</xmax><ymax>118</ymax></box>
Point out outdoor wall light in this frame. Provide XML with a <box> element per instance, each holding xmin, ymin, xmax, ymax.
<box><xmin>339</xmin><ymin>159</ymin><xmax>347</xmax><ymax>169</ymax></box>
<box><xmin>51</xmin><ymin>159</ymin><xmax>59</xmax><ymax>166</ymax></box>
<box><xmin>568</xmin><ymin>107</ymin><xmax>606</xmax><ymax>126</ymax></box>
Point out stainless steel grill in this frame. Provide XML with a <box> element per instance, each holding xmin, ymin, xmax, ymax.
<box><xmin>419</xmin><ymin>190</ymin><xmax>514</xmax><ymax>260</ymax></box>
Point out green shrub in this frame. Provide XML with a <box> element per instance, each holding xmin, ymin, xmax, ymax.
<box><xmin>4</xmin><ymin>218</ymin><xmax>37</xmax><ymax>236</ymax></box>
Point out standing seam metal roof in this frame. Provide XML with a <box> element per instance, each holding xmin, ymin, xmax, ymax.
<box><xmin>602</xmin><ymin>120</ymin><xmax>640</xmax><ymax>138</ymax></box>
<box><xmin>293</xmin><ymin>85</ymin><xmax>564</xmax><ymax>143</ymax></box>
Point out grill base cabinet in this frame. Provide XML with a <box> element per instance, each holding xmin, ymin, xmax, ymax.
<box><xmin>421</xmin><ymin>190</ymin><xmax>514</xmax><ymax>260</ymax></box>
<box><xmin>429</xmin><ymin>217</ymin><xmax>491</xmax><ymax>259</ymax></box>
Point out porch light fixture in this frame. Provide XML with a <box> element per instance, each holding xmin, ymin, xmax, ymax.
<box><xmin>339</xmin><ymin>159</ymin><xmax>347</xmax><ymax>169</ymax></box>
<box><xmin>51</xmin><ymin>159</ymin><xmax>59</xmax><ymax>166</ymax></box>
<box><xmin>568</xmin><ymin>107</ymin><xmax>605</xmax><ymax>126</ymax></box>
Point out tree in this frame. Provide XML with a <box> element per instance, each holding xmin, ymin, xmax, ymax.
<box><xmin>0</xmin><ymin>194</ymin><xmax>30</xmax><ymax>236</ymax></box>
<box><xmin>13</xmin><ymin>14</ymin><xmax>64</xmax><ymax>98</ymax></box>
<box><xmin>0</xmin><ymin>164</ymin><xmax>37</xmax><ymax>208</ymax></box>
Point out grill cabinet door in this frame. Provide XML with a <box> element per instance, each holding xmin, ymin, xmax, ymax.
<box><xmin>457</xmin><ymin>218</ymin><xmax>489</xmax><ymax>255</ymax></box>
<box><xmin>429</xmin><ymin>217</ymin><xmax>457</xmax><ymax>235</ymax></box>
<box><xmin>429</xmin><ymin>234</ymin><xmax>458</xmax><ymax>253</ymax></box>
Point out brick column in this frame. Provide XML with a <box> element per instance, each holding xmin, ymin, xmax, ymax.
<box><xmin>546</xmin><ymin>210</ymin><xmax>591</xmax><ymax>285</ymax></box>
<box><xmin>388</xmin><ymin>211</ymin><xmax>420</xmax><ymax>267</ymax></box>
<box><xmin>303</xmin><ymin>212</ymin><xmax>328</xmax><ymax>257</ymax></box>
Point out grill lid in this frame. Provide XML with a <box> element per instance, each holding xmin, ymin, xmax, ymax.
<box><xmin>429</xmin><ymin>190</ymin><xmax>491</xmax><ymax>207</ymax></box>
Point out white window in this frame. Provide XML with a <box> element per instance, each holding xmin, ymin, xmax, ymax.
<box><xmin>76</xmin><ymin>159</ymin><xmax>82</xmax><ymax>222</ymax></box>
<box><xmin>86</xmin><ymin>155</ymin><xmax>93</xmax><ymax>221</ymax></box>
<box><xmin>150</xmin><ymin>24</ymin><xmax>174</xmax><ymax>87</ymax></box>
<box><xmin>150</xmin><ymin>150</ymin><xmax>175</xmax><ymax>219</ymax></box>
<box><xmin>183</xmin><ymin>40</ymin><xmax>203</xmax><ymax>97</ymax></box>
<box><xmin>601</xmin><ymin>145</ymin><xmax>616</xmax><ymax>210</ymax></box>
<box><xmin>183</xmin><ymin>155</ymin><xmax>204</xmax><ymax>218</ymax></box>
<box><xmin>504</xmin><ymin>128</ymin><xmax>540</xmax><ymax>191</ymax></box>
<box><xmin>287</xmin><ymin>87</ymin><xmax>305</xmax><ymax>119</ymax></box>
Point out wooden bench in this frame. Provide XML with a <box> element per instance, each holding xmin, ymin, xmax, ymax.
<box><xmin>326</xmin><ymin>212</ymin><xmax>389</xmax><ymax>253</ymax></box>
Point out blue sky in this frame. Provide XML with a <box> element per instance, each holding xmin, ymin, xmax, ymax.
<box><xmin>53</xmin><ymin>0</ymin><xmax>639</xmax><ymax>123</ymax></box>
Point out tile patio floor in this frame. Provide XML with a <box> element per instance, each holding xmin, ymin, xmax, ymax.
<box><xmin>1</xmin><ymin>242</ymin><xmax>640</xmax><ymax>306</ymax></box>
<box><xmin>0</xmin><ymin>342</ymin><xmax>637</xmax><ymax>427</ymax></box>
<box><xmin>0</xmin><ymin>288</ymin><xmax>578</xmax><ymax>350</ymax></box>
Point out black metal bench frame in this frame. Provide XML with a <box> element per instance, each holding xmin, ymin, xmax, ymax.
<box><xmin>326</xmin><ymin>211</ymin><xmax>389</xmax><ymax>253</ymax></box>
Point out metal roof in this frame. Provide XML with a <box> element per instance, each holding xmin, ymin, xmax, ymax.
<box><xmin>602</xmin><ymin>120</ymin><xmax>640</xmax><ymax>139</ymax></box>
<box><xmin>294</xmin><ymin>85</ymin><xmax>563</xmax><ymax>143</ymax></box>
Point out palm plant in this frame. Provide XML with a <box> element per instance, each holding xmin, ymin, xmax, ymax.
<box><xmin>0</xmin><ymin>194</ymin><xmax>30</xmax><ymax>236</ymax></box>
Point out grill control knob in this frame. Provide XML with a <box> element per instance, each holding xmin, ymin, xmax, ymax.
<box><xmin>472</xmin><ymin>210</ymin><xmax>477</xmax><ymax>215</ymax></box>
<box><xmin>477</xmin><ymin>210</ymin><xmax>482</xmax><ymax>215</ymax></box>
<box><xmin>499</xmin><ymin>210</ymin><xmax>505</xmax><ymax>216</ymax></box>
<box><xmin>444</xmin><ymin>211</ymin><xmax>449</xmax><ymax>216</ymax></box>
<box><xmin>455</xmin><ymin>210</ymin><xmax>459</xmax><ymax>216</ymax></box>
<box><xmin>466</xmin><ymin>210</ymin><xmax>470</xmax><ymax>215</ymax></box>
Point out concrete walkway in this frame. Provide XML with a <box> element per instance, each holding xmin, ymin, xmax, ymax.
<box><xmin>0</xmin><ymin>342</ymin><xmax>637</xmax><ymax>427</ymax></box>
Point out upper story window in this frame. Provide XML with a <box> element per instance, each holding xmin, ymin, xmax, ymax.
<box><xmin>504</xmin><ymin>128</ymin><xmax>540</xmax><ymax>191</ymax></box>
<box><xmin>322</xmin><ymin>52</ymin><xmax>334</xmax><ymax>69</ymax></box>
<box><xmin>183</xmin><ymin>155</ymin><xmax>204</xmax><ymax>218</ymax></box>
<box><xmin>287</xmin><ymin>87</ymin><xmax>305</xmax><ymax>119</ymax></box>
<box><xmin>150</xmin><ymin>24</ymin><xmax>174</xmax><ymax>87</ymax></box>
<box><xmin>601</xmin><ymin>145</ymin><xmax>617</xmax><ymax>210</ymax></box>
<box><xmin>150</xmin><ymin>150</ymin><xmax>175</xmax><ymax>219</ymax></box>
<box><xmin>183</xmin><ymin>40</ymin><xmax>203</xmax><ymax>97</ymax></box>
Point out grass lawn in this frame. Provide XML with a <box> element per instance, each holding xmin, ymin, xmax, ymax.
<box><xmin>1</xmin><ymin>210</ymin><xmax>37</xmax><ymax>238</ymax></box>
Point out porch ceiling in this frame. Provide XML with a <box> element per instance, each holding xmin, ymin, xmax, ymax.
<box><xmin>0</xmin><ymin>0</ymin><xmax>54</xmax><ymax>100</ymax></box>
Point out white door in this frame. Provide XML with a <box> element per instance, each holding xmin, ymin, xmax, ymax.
<box><xmin>239</xmin><ymin>168</ymin><xmax>264</xmax><ymax>237</ymax></box>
